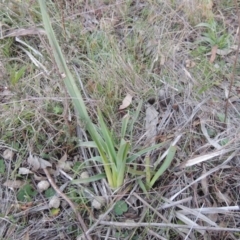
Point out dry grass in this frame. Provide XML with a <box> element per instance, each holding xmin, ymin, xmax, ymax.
<box><xmin>1</xmin><ymin>0</ymin><xmax>240</xmax><ymax>239</ymax></box>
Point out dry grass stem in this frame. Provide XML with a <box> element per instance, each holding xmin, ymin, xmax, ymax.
<box><xmin>99</xmin><ymin>221</ymin><xmax>240</xmax><ymax>232</ymax></box>
<box><xmin>43</xmin><ymin>168</ymin><xmax>91</xmax><ymax>240</ymax></box>
<box><xmin>171</xmin><ymin>150</ymin><xmax>238</xmax><ymax>201</ymax></box>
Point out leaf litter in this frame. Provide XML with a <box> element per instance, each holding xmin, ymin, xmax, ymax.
<box><xmin>27</xmin><ymin>154</ymin><xmax>52</xmax><ymax>171</ymax></box>
<box><xmin>119</xmin><ymin>93</ymin><xmax>133</xmax><ymax>110</ymax></box>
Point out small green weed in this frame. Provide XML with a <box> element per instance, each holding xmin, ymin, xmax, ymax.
<box><xmin>9</xmin><ymin>65</ymin><xmax>26</xmax><ymax>85</ymax></box>
<box><xmin>17</xmin><ymin>183</ymin><xmax>37</xmax><ymax>202</ymax></box>
<box><xmin>196</xmin><ymin>20</ymin><xmax>231</xmax><ymax>52</ymax></box>
<box><xmin>44</xmin><ymin>188</ymin><xmax>55</xmax><ymax>198</ymax></box>
<box><xmin>113</xmin><ymin>200</ymin><xmax>128</xmax><ymax>216</ymax></box>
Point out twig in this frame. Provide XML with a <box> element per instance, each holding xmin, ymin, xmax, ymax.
<box><xmin>99</xmin><ymin>221</ymin><xmax>240</xmax><ymax>232</ymax></box>
<box><xmin>43</xmin><ymin>168</ymin><xmax>92</xmax><ymax>240</ymax></box>
<box><xmin>224</xmin><ymin>0</ymin><xmax>240</xmax><ymax>123</ymax></box>
<box><xmin>158</xmin><ymin>196</ymin><xmax>192</xmax><ymax>210</ymax></box>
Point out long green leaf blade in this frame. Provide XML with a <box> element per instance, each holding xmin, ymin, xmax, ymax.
<box><xmin>121</xmin><ymin>113</ymin><xmax>130</xmax><ymax>139</ymax></box>
<box><xmin>127</xmin><ymin>142</ymin><xmax>167</xmax><ymax>163</ymax></box>
<box><xmin>116</xmin><ymin>139</ymin><xmax>130</xmax><ymax>187</ymax></box>
<box><xmin>150</xmin><ymin>146</ymin><xmax>176</xmax><ymax>188</ymax></box>
<box><xmin>98</xmin><ymin>109</ymin><xmax>117</xmax><ymax>163</ymax></box>
<box><xmin>72</xmin><ymin>173</ymin><xmax>106</xmax><ymax>184</ymax></box>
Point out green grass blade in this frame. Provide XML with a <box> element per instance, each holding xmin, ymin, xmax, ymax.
<box><xmin>149</xmin><ymin>146</ymin><xmax>177</xmax><ymax>188</ymax></box>
<box><xmin>196</xmin><ymin>22</ymin><xmax>213</xmax><ymax>29</ymax></box>
<box><xmin>145</xmin><ymin>155</ymin><xmax>151</xmax><ymax>190</ymax></box>
<box><xmin>129</xmin><ymin>100</ymin><xmax>143</xmax><ymax>139</ymax></box>
<box><xmin>137</xmin><ymin>179</ymin><xmax>149</xmax><ymax>197</ymax></box>
<box><xmin>127</xmin><ymin>142</ymin><xmax>167</xmax><ymax>163</ymax></box>
<box><xmin>38</xmin><ymin>0</ymin><xmax>90</xmax><ymax>124</ymax></box>
<box><xmin>98</xmin><ymin>109</ymin><xmax>117</xmax><ymax>164</ymax></box>
<box><xmin>79</xmin><ymin>141</ymin><xmax>98</xmax><ymax>148</ymax></box>
<box><xmin>127</xmin><ymin>167</ymin><xmax>146</xmax><ymax>176</ymax></box>
<box><xmin>71</xmin><ymin>173</ymin><xmax>106</xmax><ymax>184</ymax></box>
<box><xmin>121</xmin><ymin>113</ymin><xmax>130</xmax><ymax>139</ymax></box>
<box><xmin>116</xmin><ymin>139</ymin><xmax>130</xmax><ymax>187</ymax></box>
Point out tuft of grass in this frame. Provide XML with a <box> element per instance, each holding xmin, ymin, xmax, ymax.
<box><xmin>195</xmin><ymin>20</ymin><xmax>231</xmax><ymax>51</ymax></box>
<box><xmin>38</xmin><ymin>0</ymin><xmax>168</xmax><ymax>189</ymax></box>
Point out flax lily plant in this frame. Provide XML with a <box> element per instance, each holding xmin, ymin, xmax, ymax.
<box><xmin>38</xmin><ymin>1</ymin><xmax>175</xmax><ymax>189</ymax></box>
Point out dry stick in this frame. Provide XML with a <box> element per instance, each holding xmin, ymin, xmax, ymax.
<box><xmin>224</xmin><ymin>0</ymin><xmax>240</xmax><ymax>123</ymax></box>
<box><xmin>43</xmin><ymin>168</ymin><xmax>92</xmax><ymax>240</ymax></box>
<box><xmin>99</xmin><ymin>221</ymin><xmax>240</xmax><ymax>232</ymax></box>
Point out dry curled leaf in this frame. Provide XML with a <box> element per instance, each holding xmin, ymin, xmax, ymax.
<box><xmin>37</xmin><ymin>157</ymin><xmax>52</xmax><ymax>169</ymax></box>
<box><xmin>18</xmin><ymin>168</ymin><xmax>33</xmax><ymax>175</ymax></box>
<box><xmin>59</xmin><ymin>152</ymin><xmax>67</xmax><ymax>163</ymax></box>
<box><xmin>92</xmin><ymin>196</ymin><xmax>105</xmax><ymax>210</ymax></box>
<box><xmin>185</xmin><ymin>59</ymin><xmax>196</xmax><ymax>68</ymax></box>
<box><xmin>119</xmin><ymin>93</ymin><xmax>132</xmax><ymax>110</ymax></box>
<box><xmin>80</xmin><ymin>171</ymin><xmax>90</xmax><ymax>186</ymax></box>
<box><xmin>37</xmin><ymin>180</ymin><xmax>50</xmax><ymax>192</ymax></box>
<box><xmin>34</xmin><ymin>173</ymin><xmax>46</xmax><ymax>181</ymax></box>
<box><xmin>3</xmin><ymin>180</ymin><xmax>25</xmax><ymax>189</ymax></box>
<box><xmin>58</xmin><ymin>161</ymin><xmax>73</xmax><ymax>172</ymax></box>
<box><xmin>27</xmin><ymin>154</ymin><xmax>52</xmax><ymax>171</ymax></box>
<box><xmin>57</xmin><ymin>153</ymin><xmax>72</xmax><ymax>172</ymax></box>
<box><xmin>49</xmin><ymin>196</ymin><xmax>61</xmax><ymax>209</ymax></box>
<box><xmin>209</xmin><ymin>45</ymin><xmax>218</xmax><ymax>63</ymax></box>
<box><xmin>27</xmin><ymin>155</ymin><xmax>40</xmax><ymax>170</ymax></box>
<box><xmin>3</xmin><ymin>149</ymin><xmax>14</xmax><ymax>160</ymax></box>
